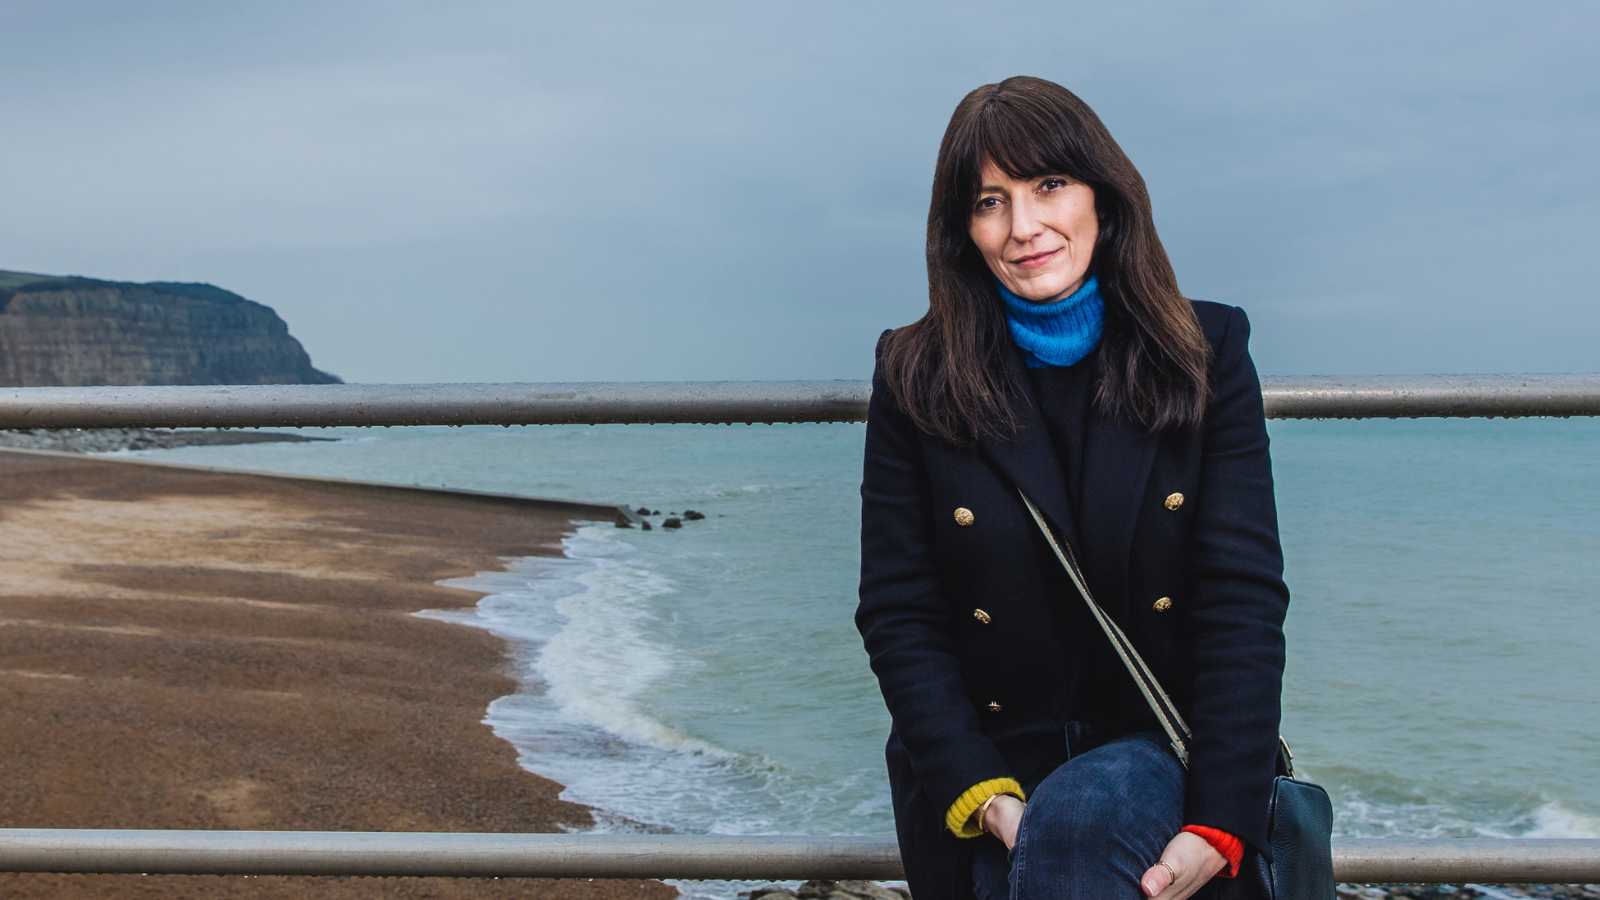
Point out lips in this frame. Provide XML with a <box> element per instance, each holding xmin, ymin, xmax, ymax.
<box><xmin>1012</xmin><ymin>249</ymin><xmax>1060</xmax><ymax>269</ymax></box>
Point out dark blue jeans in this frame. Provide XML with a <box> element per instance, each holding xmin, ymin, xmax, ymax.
<box><xmin>972</xmin><ymin>732</ymin><xmax>1186</xmax><ymax>900</ymax></box>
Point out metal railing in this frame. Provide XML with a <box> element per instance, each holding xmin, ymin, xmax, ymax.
<box><xmin>0</xmin><ymin>831</ymin><xmax>1597</xmax><ymax>883</ymax></box>
<box><xmin>4</xmin><ymin>375</ymin><xmax>1599</xmax><ymax>885</ymax></box>
<box><xmin>2</xmin><ymin>374</ymin><xmax>1599</xmax><ymax>429</ymax></box>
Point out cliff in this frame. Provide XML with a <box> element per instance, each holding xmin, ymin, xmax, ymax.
<box><xmin>0</xmin><ymin>270</ymin><xmax>340</xmax><ymax>386</ymax></box>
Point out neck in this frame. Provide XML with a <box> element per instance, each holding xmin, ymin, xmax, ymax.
<box><xmin>999</xmin><ymin>275</ymin><xmax>1105</xmax><ymax>369</ymax></box>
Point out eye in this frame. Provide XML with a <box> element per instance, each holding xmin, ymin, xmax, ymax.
<box><xmin>1040</xmin><ymin>177</ymin><xmax>1069</xmax><ymax>193</ymax></box>
<box><xmin>974</xmin><ymin>196</ymin><xmax>1002</xmax><ymax>212</ymax></box>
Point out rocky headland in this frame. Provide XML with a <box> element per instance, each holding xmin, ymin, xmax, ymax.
<box><xmin>0</xmin><ymin>269</ymin><xmax>338</xmax><ymax>386</ymax></box>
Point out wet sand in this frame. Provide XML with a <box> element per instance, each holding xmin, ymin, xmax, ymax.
<box><xmin>0</xmin><ymin>449</ymin><xmax>676</xmax><ymax>900</ymax></box>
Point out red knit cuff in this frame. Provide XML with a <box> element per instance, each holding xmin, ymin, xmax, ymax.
<box><xmin>1181</xmin><ymin>825</ymin><xmax>1243</xmax><ymax>878</ymax></box>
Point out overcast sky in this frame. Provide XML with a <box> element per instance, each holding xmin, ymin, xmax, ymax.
<box><xmin>3</xmin><ymin>1</ymin><xmax>1596</xmax><ymax>382</ymax></box>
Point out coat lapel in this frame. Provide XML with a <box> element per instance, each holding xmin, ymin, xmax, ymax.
<box><xmin>1079</xmin><ymin>409</ymin><xmax>1160</xmax><ymax>620</ymax></box>
<box><xmin>976</xmin><ymin>369</ymin><xmax>1080</xmax><ymax>554</ymax></box>
<box><xmin>975</xmin><ymin>349</ymin><xmax>1161</xmax><ymax>620</ymax></box>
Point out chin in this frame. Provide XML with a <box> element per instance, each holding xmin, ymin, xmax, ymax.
<box><xmin>1017</xmin><ymin>278</ymin><xmax>1071</xmax><ymax>302</ymax></box>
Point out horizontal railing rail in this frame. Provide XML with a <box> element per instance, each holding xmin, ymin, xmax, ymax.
<box><xmin>2</xmin><ymin>375</ymin><xmax>1598</xmax><ymax>429</ymax></box>
<box><xmin>0</xmin><ymin>831</ymin><xmax>1596</xmax><ymax>883</ymax></box>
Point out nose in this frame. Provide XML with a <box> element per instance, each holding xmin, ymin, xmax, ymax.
<box><xmin>1010</xmin><ymin>194</ymin><xmax>1046</xmax><ymax>246</ymax></box>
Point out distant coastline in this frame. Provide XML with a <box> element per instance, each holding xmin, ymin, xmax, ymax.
<box><xmin>0</xmin><ymin>427</ymin><xmax>328</xmax><ymax>453</ymax></box>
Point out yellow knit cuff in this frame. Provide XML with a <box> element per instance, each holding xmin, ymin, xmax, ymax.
<box><xmin>944</xmin><ymin>777</ymin><xmax>1026</xmax><ymax>838</ymax></box>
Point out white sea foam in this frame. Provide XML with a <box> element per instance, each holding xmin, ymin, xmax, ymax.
<box><xmin>1494</xmin><ymin>800</ymin><xmax>1600</xmax><ymax>839</ymax></box>
<box><xmin>536</xmin><ymin>537</ymin><xmax>724</xmax><ymax>757</ymax></box>
<box><xmin>422</xmin><ymin>525</ymin><xmax>791</xmax><ymax>836</ymax></box>
<box><xmin>1329</xmin><ymin>785</ymin><xmax>1600</xmax><ymax>840</ymax></box>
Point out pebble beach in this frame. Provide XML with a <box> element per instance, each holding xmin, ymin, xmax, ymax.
<box><xmin>0</xmin><ymin>448</ymin><xmax>675</xmax><ymax>900</ymax></box>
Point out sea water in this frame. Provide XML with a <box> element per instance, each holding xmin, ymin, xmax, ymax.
<box><xmin>138</xmin><ymin>419</ymin><xmax>1600</xmax><ymax>847</ymax></box>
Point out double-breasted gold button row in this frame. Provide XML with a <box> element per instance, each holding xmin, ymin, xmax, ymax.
<box><xmin>980</xmin><ymin>595</ymin><xmax>1169</xmax><ymax>618</ymax></box>
<box><xmin>957</xmin><ymin>494</ymin><xmax>1179</xmax><ymax>524</ymax></box>
<box><xmin>958</xmin><ymin>496</ymin><xmax>1179</xmax><ymax>525</ymax></box>
<box><xmin>958</xmin><ymin>504</ymin><xmax>1174</xmax><ymax>615</ymax></box>
<box><xmin>1156</xmin><ymin>497</ymin><xmax>1181</xmax><ymax>610</ymax></box>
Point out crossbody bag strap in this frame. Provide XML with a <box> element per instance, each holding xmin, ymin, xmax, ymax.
<box><xmin>1018</xmin><ymin>489</ymin><xmax>1194</xmax><ymax>768</ymax></box>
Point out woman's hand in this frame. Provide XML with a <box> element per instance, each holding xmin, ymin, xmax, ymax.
<box><xmin>1140</xmin><ymin>831</ymin><xmax>1227</xmax><ymax>899</ymax></box>
<box><xmin>981</xmin><ymin>794</ymin><xmax>1026</xmax><ymax>850</ymax></box>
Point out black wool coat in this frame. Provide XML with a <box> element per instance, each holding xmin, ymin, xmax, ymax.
<box><xmin>856</xmin><ymin>302</ymin><xmax>1289</xmax><ymax>900</ymax></box>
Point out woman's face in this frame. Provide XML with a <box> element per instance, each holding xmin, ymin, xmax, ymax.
<box><xmin>968</xmin><ymin>161</ymin><xmax>1099</xmax><ymax>303</ymax></box>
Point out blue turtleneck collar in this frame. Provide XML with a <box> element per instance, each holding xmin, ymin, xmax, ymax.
<box><xmin>999</xmin><ymin>274</ymin><xmax>1105</xmax><ymax>369</ymax></box>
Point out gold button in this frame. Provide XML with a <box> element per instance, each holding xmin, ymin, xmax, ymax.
<box><xmin>973</xmin><ymin>608</ymin><xmax>991</xmax><ymax>624</ymax></box>
<box><xmin>1164</xmin><ymin>493</ymin><xmax>1184</xmax><ymax>511</ymax></box>
<box><xmin>986</xmin><ymin>701</ymin><xmax>1002</xmax><ymax>713</ymax></box>
<box><xmin>954</xmin><ymin>507</ymin><xmax>975</xmax><ymax>526</ymax></box>
<box><xmin>1152</xmin><ymin>597</ymin><xmax>1173</xmax><ymax>612</ymax></box>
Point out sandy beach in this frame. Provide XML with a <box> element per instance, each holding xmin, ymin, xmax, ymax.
<box><xmin>0</xmin><ymin>449</ymin><xmax>676</xmax><ymax>900</ymax></box>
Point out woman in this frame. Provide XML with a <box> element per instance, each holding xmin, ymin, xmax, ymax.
<box><xmin>856</xmin><ymin>76</ymin><xmax>1289</xmax><ymax>900</ymax></box>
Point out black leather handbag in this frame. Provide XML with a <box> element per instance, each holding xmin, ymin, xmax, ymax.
<box><xmin>1019</xmin><ymin>491</ymin><xmax>1335</xmax><ymax>900</ymax></box>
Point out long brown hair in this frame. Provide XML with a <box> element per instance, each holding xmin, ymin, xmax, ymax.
<box><xmin>880</xmin><ymin>76</ymin><xmax>1210</xmax><ymax>443</ymax></box>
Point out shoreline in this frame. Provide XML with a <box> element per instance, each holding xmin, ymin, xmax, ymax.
<box><xmin>0</xmin><ymin>449</ymin><xmax>677</xmax><ymax>900</ymax></box>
